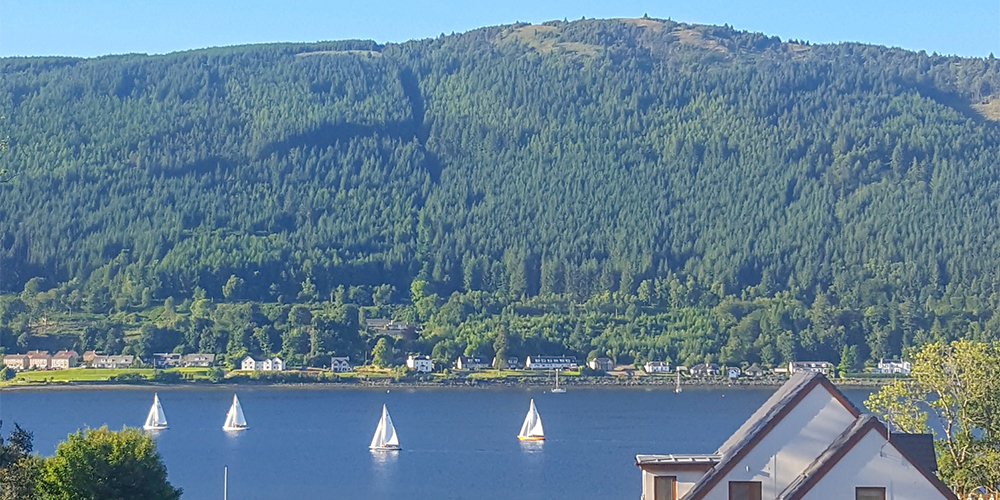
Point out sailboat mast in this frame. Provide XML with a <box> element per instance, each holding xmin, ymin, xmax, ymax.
<box><xmin>223</xmin><ymin>466</ymin><xmax>228</xmax><ymax>500</ymax></box>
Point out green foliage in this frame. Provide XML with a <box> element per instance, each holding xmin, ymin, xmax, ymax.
<box><xmin>1</xmin><ymin>19</ymin><xmax>999</xmax><ymax>369</ymax></box>
<box><xmin>0</xmin><ymin>423</ymin><xmax>42</xmax><ymax>500</ymax></box>
<box><xmin>493</xmin><ymin>325</ymin><xmax>508</xmax><ymax>369</ymax></box>
<box><xmin>372</xmin><ymin>338</ymin><xmax>391</xmax><ymax>368</ymax></box>
<box><xmin>865</xmin><ymin>340</ymin><xmax>1000</xmax><ymax>495</ymax></box>
<box><xmin>38</xmin><ymin>426</ymin><xmax>181</xmax><ymax>500</ymax></box>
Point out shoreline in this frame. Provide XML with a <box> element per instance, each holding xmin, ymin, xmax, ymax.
<box><xmin>0</xmin><ymin>375</ymin><xmax>896</xmax><ymax>392</ymax></box>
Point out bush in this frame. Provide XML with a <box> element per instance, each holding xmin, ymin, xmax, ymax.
<box><xmin>207</xmin><ymin>367</ymin><xmax>225</xmax><ymax>383</ymax></box>
<box><xmin>39</xmin><ymin>426</ymin><xmax>181</xmax><ymax>500</ymax></box>
<box><xmin>151</xmin><ymin>371</ymin><xmax>182</xmax><ymax>384</ymax></box>
<box><xmin>109</xmin><ymin>372</ymin><xmax>147</xmax><ymax>384</ymax></box>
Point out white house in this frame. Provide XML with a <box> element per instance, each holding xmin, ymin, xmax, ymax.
<box><xmin>789</xmin><ymin>361</ymin><xmax>835</xmax><ymax>375</ymax></box>
<box><xmin>588</xmin><ymin>357</ymin><xmax>614</xmax><ymax>371</ymax></box>
<box><xmin>182</xmin><ymin>353</ymin><xmax>216</xmax><ymax>367</ymax></box>
<box><xmin>525</xmin><ymin>355</ymin><xmax>577</xmax><ymax>370</ymax></box>
<box><xmin>644</xmin><ymin>361</ymin><xmax>671</xmax><ymax>373</ymax></box>
<box><xmin>241</xmin><ymin>356</ymin><xmax>261</xmax><ymax>371</ymax></box>
<box><xmin>689</xmin><ymin>363</ymin><xmax>720</xmax><ymax>377</ymax></box>
<box><xmin>877</xmin><ymin>359</ymin><xmax>911</xmax><ymax>375</ymax></box>
<box><xmin>406</xmin><ymin>354</ymin><xmax>433</xmax><ymax>373</ymax></box>
<box><xmin>331</xmin><ymin>356</ymin><xmax>352</xmax><ymax>373</ymax></box>
<box><xmin>456</xmin><ymin>356</ymin><xmax>491</xmax><ymax>370</ymax></box>
<box><xmin>242</xmin><ymin>356</ymin><xmax>283</xmax><ymax>372</ymax></box>
<box><xmin>636</xmin><ymin>372</ymin><xmax>955</xmax><ymax>500</ymax></box>
<box><xmin>91</xmin><ymin>355</ymin><xmax>135</xmax><ymax>369</ymax></box>
<box><xmin>261</xmin><ymin>357</ymin><xmax>284</xmax><ymax>371</ymax></box>
<box><xmin>152</xmin><ymin>353</ymin><xmax>183</xmax><ymax>368</ymax></box>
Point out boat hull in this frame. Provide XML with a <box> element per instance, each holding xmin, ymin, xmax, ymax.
<box><xmin>143</xmin><ymin>425</ymin><xmax>168</xmax><ymax>431</ymax></box>
<box><xmin>370</xmin><ymin>445</ymin><xmax>401</xmax><ymax>451</ymax></box>
<box><xmin>223</xmin><ymin>425</ymin><xmax>248</xmax><ymax>432</ymax></box>
<box><xmin>517</xmin><ymin>436</ymin><xmax>545</xmax><ymax>441</ymax></box>
<box><xmin>551</xmin><ymin>388</ymin><xmax>566</xmax><ymax>394</ymax></box>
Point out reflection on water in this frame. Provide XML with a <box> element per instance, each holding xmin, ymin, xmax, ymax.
<box><xmin>370</xmin><ymin>449</ymin><xmax>398</xmax><ymax>495</ymax></box>
<box><xmin>371</xmin><ymin>450</ymin><xmax>400</xmax><ymax>466</ymax></box>
<box><xmin>519</xmin><ymin>441</ymin><xmax>544</xmax><ymax>454</ymax></box>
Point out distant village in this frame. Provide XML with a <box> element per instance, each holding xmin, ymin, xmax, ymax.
<box><xmin>2</xmin><ymin>348</ymin><xmax>913</xmax><ymax>377</ymax></box>
<box><xmin>2</xmin><ymin>318</ymin><xmax>914</xmax><ymax>381</ymax></box>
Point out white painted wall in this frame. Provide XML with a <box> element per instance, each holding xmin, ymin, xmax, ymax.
<box><xmin>241</xmin><ymin>357</ymin><xmax>257</xmax><ymax>370</ymax></box>
<box><xmin>794</xmin><ymin>429</ymin><xmax>950</xmax><ymax>500</ymax></box>
<box><xmin>699</xmin><ymin>386</ymin><xmax>858</xmax><ymax>500</ymax></box>
<box><xmin>642</xmin><ymin>468</ymin><xmax>710</xmax><ymax>499</ymax></box>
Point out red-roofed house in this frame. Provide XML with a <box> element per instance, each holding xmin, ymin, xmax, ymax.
<box><xmin>51</xmin><ymin>350</ymin><xmax>80</xmax><ymax>369</ymax></box>
<box><xmin>3</xmin><ymin>354</ymin><xmax>29</xmax><ymax>371</ymax></box>
<box><xmin>27</xmin><ymin>350</ymin><xmax>51</xmax><ymax>370</ymax></box>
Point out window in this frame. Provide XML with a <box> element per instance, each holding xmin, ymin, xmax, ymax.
<box><xmin>856</xmin><ymin>487</ymin><xmax>886</xmax><ymax>500</ymax></box>
<box><xmin>729</xmin><ymin>481</ymin><xmax>762</xmax><ymax>500</ymax></box>
<box><xmin>652</xmin><ymin>476</ymin><xmax>675</xmax><ymax>500</ymax></box>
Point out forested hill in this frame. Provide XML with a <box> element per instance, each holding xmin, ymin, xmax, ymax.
<box><xmin>2</xmin><ymin>18</ymin><xmax>1000</xmax><ymax>369</ymax></box>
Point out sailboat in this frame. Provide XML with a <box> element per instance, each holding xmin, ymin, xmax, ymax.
<box><xmin>674</xmin><ymin>370</ymin><xmax>683</xmax><ymax>394</ymax></box>
<box><xmin>370</xmin><ymin>404</ymin><xmax>401</xmax><ymax>451</ymax></box>
<box><xmin>517</xmin><ymin>399</ymin><xmax>545</xmax><ymax>441</ymax></box>
<box><xmin>551</xmin><ymin>369</ymin><xmax>566</xmax><ymax>393</ymax></box>
<box><xmin>143</xmin><ymin>393</ymin><xmax>168</xmax><ymax>430</ymax></box>
<box><xmin>222</xmin><ymin>394</ymin><xmax>248</xmax><ymax>431</ymax></box>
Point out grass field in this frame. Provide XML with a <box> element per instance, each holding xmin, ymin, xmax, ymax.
<box><xmin>4</xmin><ymin>367</ymin><xmax>213</xmax><ymax>386</ymax></box>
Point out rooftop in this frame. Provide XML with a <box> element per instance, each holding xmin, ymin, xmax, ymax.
<box><xmin>635</xmin><ymin>454</ymin><xmax>722</xmax><ymax>466</ymax></box>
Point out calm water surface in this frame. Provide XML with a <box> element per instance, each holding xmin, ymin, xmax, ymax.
<box><xmin>1</xmin><ymin>385</ymin><xmax>874</xmax><ymax>500</ymax></box>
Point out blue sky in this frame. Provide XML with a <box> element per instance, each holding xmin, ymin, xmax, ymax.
<box><xmin>1</xmin><ymin>0</ymin><xmax>996</xmax><ymax>58</ymax></box>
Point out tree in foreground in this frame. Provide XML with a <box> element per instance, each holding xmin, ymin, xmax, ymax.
<box><xmin>865</xmin><ymin>340</ymin><xmax>1000</xmax><ymax>496</ymax></box>
<box><xmin>38</xmin><ymin>426</ymin><xmax>181</xmax><ymax>500</ymax></box>
<box><xmin>0</xmin><ymin>423</ymin><xmax>42</xmax><ymax>500</ymax></box>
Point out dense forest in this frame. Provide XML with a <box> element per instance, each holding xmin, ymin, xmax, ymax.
<box><xmin>1</xmin><ymin>17</ymin><xmax>999</xmax><ymax>370</ymax></box>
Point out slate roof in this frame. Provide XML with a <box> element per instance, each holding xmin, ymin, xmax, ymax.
<box><xmin>890</xmin><ymin>432</ymin><xmax>937</xmax><ymax>473</ymax></box>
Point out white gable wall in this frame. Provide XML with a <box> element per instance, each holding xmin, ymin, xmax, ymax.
<box><xmin>699</xmin><ymin>386</ymin><xmax>858</xmax><ymax>500</ymax></box>
<box><xmin>790</xmin><ymin>429</ymin><xmax>950</xmax><ymax>500</ymax></box>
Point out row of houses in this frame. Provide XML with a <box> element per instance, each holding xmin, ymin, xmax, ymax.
<box><xmin>151</xmin><ymin>353</ymin><xmax>216</xmax><ymax>368</ymax></box>
<box><xmin>4</xmin><ymin>350</ymin><xmax>81</xmax><ymax>371</ymax></box>
<box><xmin>658</xmin><ymin>358</ymin><xmax>913</xmax><ymax>379</ymax></box>
<box><xmin>3</xmin><ymin>351</ymin><xmax>218</xmax><ymax>371</ymax></box>
<box><xmin>404</xmin><ymin>356</ymin><xmax>912</xmax><ymax>377</ymax></box>
<box><xmin>4</xmin><ymin>348</ymin><xmax>915</xmax><ymax>377</ymax></box>
<box><xmin>403</xmin><ymin>354</ymin><xmax>583</xmax><ymax>373</ymax></box>
<box><xmin>240</xmin><ymin>356</ymin><xmax>285</xmax><ymax>372</ymax></box>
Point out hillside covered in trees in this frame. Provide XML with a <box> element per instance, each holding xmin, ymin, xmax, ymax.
<box><xmin>1</xmin><ymin>17</ymin><xmax>1000</xmax><ymax>370</ymax></box>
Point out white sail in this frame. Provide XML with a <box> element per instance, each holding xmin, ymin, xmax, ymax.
<box><xmin>370</xmin><ymin>404</ymin><xmax>400</xmax><ymax>450</ymax></box>
<box><xmin>143</xmin><ymin>393</ymin><xmax>168</xmax><ymax>430</ymax></box>
<box><xmin>517</xmin><ymin>399</ymin><xmax>544</xmax><ymax>440</ymax></box>
<box><xmin>223</xmin><ymin>394</ymin><xmax>248</xmax><ymax>431</ymax></box>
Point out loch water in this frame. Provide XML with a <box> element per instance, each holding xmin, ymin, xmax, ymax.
<box><xmin>1</xmin><ymin>386</ymin><xmax>874</xmax><ymax>500</ymax></box>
